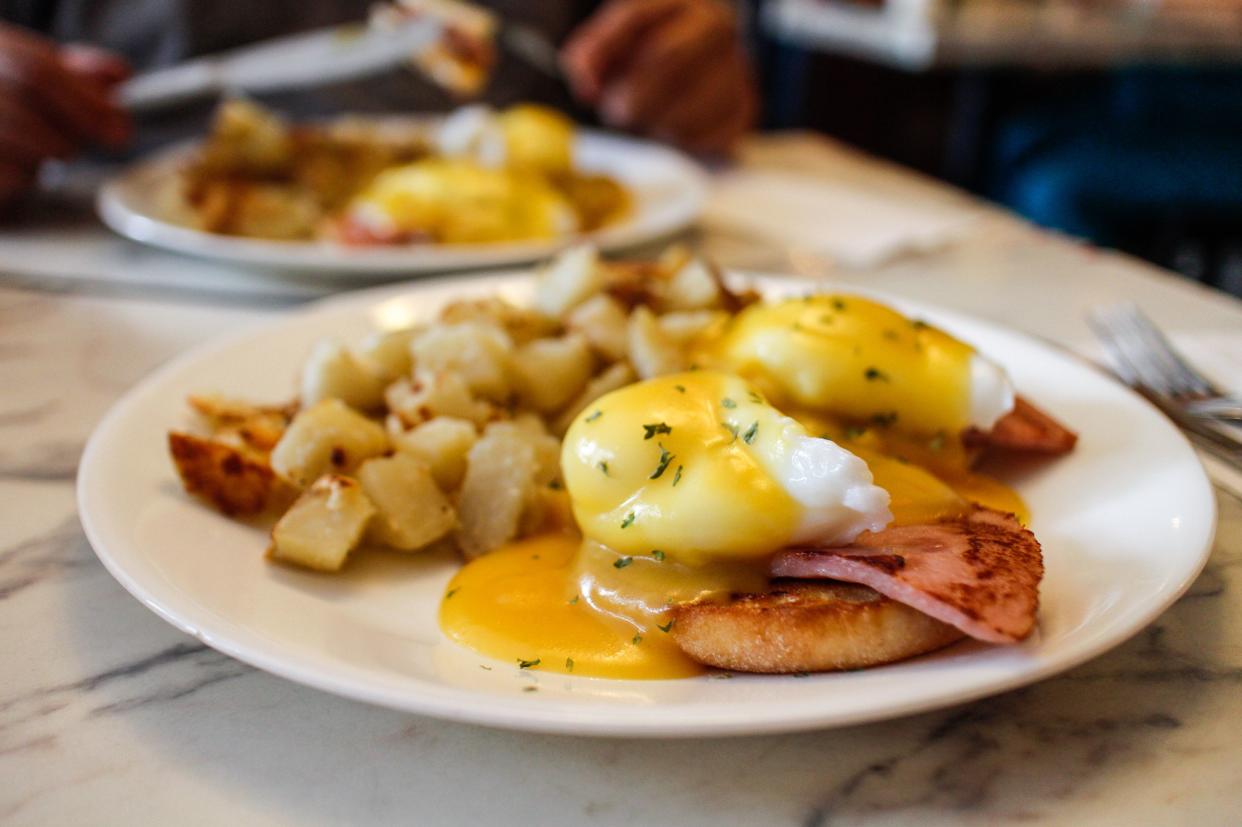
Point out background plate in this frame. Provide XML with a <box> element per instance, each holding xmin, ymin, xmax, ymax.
<box><xmin>97</xmin><ymin>130</ymin><xmax>708</xmax><ymax>277</ymax></box>
<box><xmin>77</xmin><ymin>273</ymin><xmax>1215</xmax><ymax>737</ymax></box>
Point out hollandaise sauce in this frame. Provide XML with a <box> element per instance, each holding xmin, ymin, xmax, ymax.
<box><xmin>439</xmin><ymin>358</ymin><xmax>1026</xmax><ymax>680</ymax></box>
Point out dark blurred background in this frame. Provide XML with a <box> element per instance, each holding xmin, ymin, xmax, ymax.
<box><xmin>748</xmin><ymin>0</ymin><xmax>1242</xmax><ymax>296</ymax></box>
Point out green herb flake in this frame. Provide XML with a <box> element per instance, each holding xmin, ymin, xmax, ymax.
<box><xmin>882</xmin><ymin>329</ymin><xmax>899</xmax><ymax>341</ymax></box>
<box><xmin>721</xmin><ymin>397</ymin><xmax>737</xmax><ymax>409</ymax></box>
<box><xmin>674</xmin><ymin>384</ymin><xmax>686</xmax><ymax>393</ymax></box>
<box><xmin>620</xmin><ymin>511</ymin><xmax>636</xmax><ymax>529</ymax></box>
<box><xmin>642</xmin><ymin>422</ymin><xmax>672</xmax><ymax>440</ymax></box>
<box><xmin>650</xmin><ymin>443</ymin><xmax>675</xmax><ymax>479</ymax></box>
<box><xmin>658</xmin><ymin>620</ymin><xmax>674</xmax><ymax>633</ymax></box>
<box><xmin>723</xmin><ymin>421</ymin><xmax>739</xmax><ymax>442</ymax></box>
<box><xmin>832</xmin><ymin>298</ymin><xmax>847</xmax><ymax>311</ymax></box>
<box><xmin>479</xmin><ymin>665</ymin><xmax>492</xmax><ymax>671</ymax></box>
<box><xmin>517</xmin><ymin>658</ymin><xmax>541</xmax><ymax>669</ymax></box>
<box><xmin>672</xmin><ymin>465</ymin><xmax>683</xmax><ymax>486</ymax></box>
<box><xmin>793</xmin><ymin>671</ymin><xmax>811</xmax><ymax>678</ymax></box>
<box><xmin>598</xmin><ymin>460</ymin><xmax>610</xmax><ymax>476</ymax></box>
<box><xmin>870</xmin><ymin>411</ymin><xmax>899</xmax><ymax>428</ymax></box>
<box><xmin>864</xmin><ymin>367</ymin><xmax>890</xmax><ymax>382</ymax></box>
<box><xmin>651</xmin><ymin>549</ymin><xmax>666</xmax><ymax>561</ymax></box>
<box><xmin>748</xmin><ymin>390</ymin><xmax>763</xmax><ymax>404</ymax></box>
<box><xmin>613</xmin><ymin>556</ymin><xmax>633</xmax><ymax>569</ymax></box>
<box><xmin>632</xmin><ymin>634</ymin><xmax>643</xmax><ymax>646</ymax></box>
<box><xmin>742</xmin><ymin>421</ymin><xmax>759</xmax><ymax>444</ymax></box>
<box><xmin>568</xmin><ymin>594</ymin><xmax>579</xmax><ymax>605</ymax></box>
<box><xmin>565</xmin><ymin>657</ymin><xmax>574</xmax><ymax>672</ymax></box>
<box><xmin>912</xmin><ymin>319</ymin><xmax>928</xmax><ymax>331</ymax></box>
<box><xmin>843</xmin><ymin>425</ymin><xmax>867</xmax><ymax>440</ymax></box>
<box><xmin>445</xmin><ymin>587</ymin><xmax>460</xmax><ymax>599</ymax></box>
<box><xmin>585</xmin><ymin>409</ymin><xmax>603</xmax><ymax>423</ymax></box>
<box><xmin>929</xmin><ymin>432</ymin><xmax>946</xmax><ymax>451</ymax></box>
<box><xmin>547</xmin><ymin>479</ymin><xmax>563</xmax><ymax>490</ymax></box>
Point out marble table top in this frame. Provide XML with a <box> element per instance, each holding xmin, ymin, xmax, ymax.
<box><xmin>3</xmin><ymin>135</ymin><xmax>1241</xmax><ymax>826</ymax></box>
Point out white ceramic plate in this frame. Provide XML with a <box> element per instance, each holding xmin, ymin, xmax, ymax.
<box><xmin>96</xmin><ymin>130</ymin><xmax>708</xmax><ymax>276</ymax></box>
<box><xmin>77</xmin><ymin>273</ymin><xmax>1216</xmax><ymax>737</ymax></box>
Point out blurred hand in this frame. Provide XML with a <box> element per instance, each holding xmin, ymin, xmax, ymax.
<box><xmin>0</xmin><ymin>23</ymin><xmax>131</xmax><ymax>208</ymax></box>
<box><xmin>562</xmin><ymin>0</ymin><xmax>757</xmax><ymax>154</ymax></box>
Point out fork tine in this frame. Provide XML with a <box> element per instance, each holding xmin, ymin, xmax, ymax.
<box><xmin>1088</xmin><ymin>305</ymin><xmax>1168</xmax><ymax>391</ymax></box>
<box><xmin>1089</xmin><ymin>303</ymin><xmax>1217</xmax><ymax>399</ymax></box>
<box><xmin>1118</xmin><ymin>304</ymin><xmax>1217</xmax><ymax>397</ymax></box>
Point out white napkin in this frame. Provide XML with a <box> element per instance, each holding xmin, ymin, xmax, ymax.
<box><xmin>702</xmin><ymin>168</ymin><xmax>982</xmax><ymax>270</ymax></box>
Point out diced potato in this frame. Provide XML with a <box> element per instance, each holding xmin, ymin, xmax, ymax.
<box><xmin>358</xmin><ymin>327</ymin><xmax>419</xmax><ymax>380</ymax></box>
<box><xmin>411</xmin><ymin>322</ymin><xmax>513</xmax><ymax>401</ymax></box>
<box><xmin>497</xmin><ymin>416</ymin><xmax>562</xmax><ymax>485</ymax></box>
<box><xmin>662</xmin><ymin>257</ymin><xmax>722</xmax><ymax>311</ymax></box>
<box><xmin>169</xmin><ymin>431</ymin><xmax>284</xmax><ymax>516</ymax></box>
<box><xmin>658</xmin><ymin>310</ymin><xmax>728</xmax><ymax>345</ymax></box>
<box><xmin>300</xmin><ymin>340</ymin><xmax>387</xmax><ymax>412</ymax></box>
<box><xmin>438</xmin><ymin>297</ymin><xmax>558</xmax><ymax>345</ymax></box>
<box><xmin>391</xmin><ymin>416</ymin><xmax>478</xmax><ymax>490</ymax></box>
<box><xmin>268</xmin><ymin>475</ymin><xmax>376</xmax><ymax>572</ymax></box>
<box><xmin>628</xmin><ymin>306</ymin><xmax>686</xmax><ymax>380</ymax></box>
<box><xmin>455</xmin><ymin>427</ymin><xmax>538</xmax><ymax>559</ymax></box>
<box><xmin>519</xmin><ymin>484</ymin><xmax>573</xmax><ymax>537</ymax></box>
<box><xmin>385</xmin><ymin>371</ymin><xmax>494</xmax><ymax>428</ymax></box>
<box><xmin>270</xmin><ymin>399</ymin><xmax>389</xmax><ymax>488</ymax></box>
<box><xmin>552</xmin><ymin>360</ymin><xmax>637</xmax><ymax>435</ymax></box>
<box><xmin>186</xmin><ymin>395</ymin><xmax>293</xmax><ymax>452</ymax></box>
<box><xmin>356</xmin><ymin>454</ymin><xmax>456</xmax><ymax>551</ymax></box>
<box><xmin>510</xmin><ymin>334</ymin><xmax>594</xmax><ymax>413</ymax></box>
<box><xmin>533</xmin><ymin>244</ymin><xmax>605</xmax><ymax>317</ymax></box>
<box><xmin>565</xmin><ymin>293</ymin><xmax>629</xmax><ymax>361</ymax></box>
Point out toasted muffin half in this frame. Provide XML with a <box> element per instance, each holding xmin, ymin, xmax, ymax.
<box><xmin>670</xmin><ymin>581</ymin><xmax>964</xmax><ymax>673</ymax></box>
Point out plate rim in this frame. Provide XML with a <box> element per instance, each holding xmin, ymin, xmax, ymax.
<box><xmin>95</xmin><ymin>129</ymin><xmax>709</xmax><ymax>276</ymax></box>
<box><xmin>76</xmin><ymin>271</ymin><xmax>1218</xmax><ymax>737</ymax></box>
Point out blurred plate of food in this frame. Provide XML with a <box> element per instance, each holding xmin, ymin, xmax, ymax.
<box><xmin>77</xmin><ymin>244</ymin><xmax>1214</xmax><ymax>736</ymax></box>
<box><xmin>97</xmin><ymin>100</ymin><xmax>708</xmax><ymax>276</ymax></box>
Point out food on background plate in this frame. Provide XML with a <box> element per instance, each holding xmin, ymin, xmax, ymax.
<box><xmin>181</xmin><ymin>100</ymin><xmax>630</xmax><ymax>244</ymax></box>
<box><xmin>167</xmin><ymin>244</ymin><xmax>1074</xmax><ymax>678</ymax></box>
<box><xmin>370</xmin><ymin>0</ymin><xmax>499</xmax><ymax>98</ymax></box>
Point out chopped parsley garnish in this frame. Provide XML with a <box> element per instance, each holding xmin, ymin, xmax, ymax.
<box><xmin>864</xmin><ymin>367</ymin><xmax>890</xmax><ymax>382</ymax></box>
<box><xmin>723</xmin><ymin>421</ymin><xmax>739</xmax><ymax>442</ymax></box>
<box><xmin>793</xmin><ymin>671</ymin><xmax>811</xmax><ymax>678</ymax></box>
<box><xmin>721</xmin><ymin>397</ymin><xmax>737</xmax><ymax>409</ymax></box>
<box><xmin>643</xmin><ymin>422</ymin><xmax>672</xmax><ymax>440</ymax></box>
<box><xmin>912</xmin><ymin>319</ymin><xmax>928</xmax><ymax>331</ymax></box>
<box><xmin>650</xmin><ymin>443</ymin><xmax>675</xmax><ymax>479</ymax></box>
<box><xmin>479</xmin><ymin>665</ymin><xmax>492</xmax><ymax>671</ymax></box>
<box><xmin>832</xmin><ymin>298</ymin><xmax>847</xmax><ymax>311</ymax></box>
<box><xmin>651</xmin><ymin>550</ymin><xmax>666</xmax><ymax>561</ymax></box>
<box><xmin>598</xmin><ymin>460</ymin><xmax>610</xmax><ymax>476</ymax></box>
<box><xmin>748</xmin><ymin>390</ymin><xmax>763</xmax><ymax>403</ymax></box>
<box><xmin>517</xmin><ymin>658</ymin><xmax>541</xmax><ymax>669</ymax></box>
<box><xmin>613</xmin><ymin>556</ymin><xmax>633</xmax><ymax>569</ymax></box>
<box><xmin>565</xmin><ymin>657</ymin><xmax>574</xmax><ymax>672</ymax></box>
<box><xmin>632</xmin><ymin>634</ymin><xmax>643</xmax><ymax>645</ymax></box>
<box><xmin>657</xmin><ymin>620</ymin><xmax>674</xmax><ymax>633</ymax></box>
<box><xmin>547</xmin><ymin>479</ymin><xmax>563</xmax><ymax>490</ymax></box>
<box><xmin>882</xmin><ymin>329</ymin><xmax>899</xmax><ymax>341</ymax></box>
<box><xmin>870</xmin><ymin>411</ymin><xmax>899</xmax><ymax>428</ymax></box>
<box><xmin>620</xmin><ymin>511</ymin><xmax>636</xmax><ymax>529</ymax></box>
<box><xmin>585</xmin><ymin>409</ymin><xmax>603</xmax><ymax>422</ymax></box>
<box><xmin>672</xmin><ymin>465</ymin><xmax>683</xmax><ymax>486</ymax></box>
<box><xmin>742</xmin><ymin>421</ymin><xmax>759</xmax><ymax>444</ymax></box>
<box><xmin>929</xmin><ymin>432</ymin><xmax>946</xmax><ymax>451</ymax></box>
<box><xmin>843</xmin><ymin>425</ymin><xmax>867</xmax><ymax>440</ymax></box>
<box><xmin>674</xmin><ymin>384</ymin><xmax>686</xmax><ymax>393</ymax></box>
<box><xmin>568</xmin><ymin>594</ymin><xmax>579</xmax><ymax>605</ymax></box>
<box><xmin>445</xmin><ymin>587</ymin><xmax>460</xmax><ymax>599</ymax></box>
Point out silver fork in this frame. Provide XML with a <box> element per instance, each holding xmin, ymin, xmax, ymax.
<box><xmin>1088</xmin><ymin>302</ymin><xmax>1242</xmax><ymax>421</ymax></box>
<box><xmin>1089</xmin><ymin>302</ymin><xmax>1242</xmax><ymax>471</ymax></box>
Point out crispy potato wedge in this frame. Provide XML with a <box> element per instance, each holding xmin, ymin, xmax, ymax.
<box><xmin>270</xmin><ymin>399</ymin><xmax>389</xmax><ymax>488</ymax></box>
<box><xmin>186</xmin><ymin>395</ymin><xmax>294</xmax><ymax>453</ymax></box>
<box><xmin>671</xmin><ymin>581</ymin><xmax>964</xmax><ymax>673</ymax></box>
<box><xmin>169</xmin><ymin>431</ymin><xmax>285</xmax><ymax>517</ymax></box>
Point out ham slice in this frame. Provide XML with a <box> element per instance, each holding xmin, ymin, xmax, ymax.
<box><xmin>966</xmin><ymin>396</ymin><xmax>1077</xmax><ymax>455</ymax></box>
<box><xmin>770</xmin><ymin>508</ymin><xmax>1042</xmax><ymax>644</ymax></box>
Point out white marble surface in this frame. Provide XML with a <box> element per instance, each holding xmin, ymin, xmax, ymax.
<box><xmin>3</xmin><ymin>135</ymin><xmax>1242</xmax><ymax>825</ymax></box>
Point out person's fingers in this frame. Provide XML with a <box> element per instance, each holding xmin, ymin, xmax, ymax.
<box><xmin>561</xmin><ymin>0</ymin><xmax>682</xmax><ymax>103</ymax></box>
<box><xmin>0</xmin><ymin>91</ymin><xmax>77</xmax><ymax>162</ymax></box>
<box><xmin>680</xmin><ymin>87</ymin><xmax>755</xmax><ymax>155</ymax></box>
<box><xmin>650</xmin><ymin>48</ymin><xmax>754</xmax><ymax>147</ymax></box>
<box><xmin>0</xmin><ymin>46</ymin><xmax>130</xmax><ymax>148</ymax></box>
<box><xmin>597</xmin><ymin>4</ymin><xmax>733</xmax><ymax>129</ymax></box>
<box><xmin>61</xmin><ymin>43</ymin><xmax>132</xmax><ymax>86</ymax></box>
